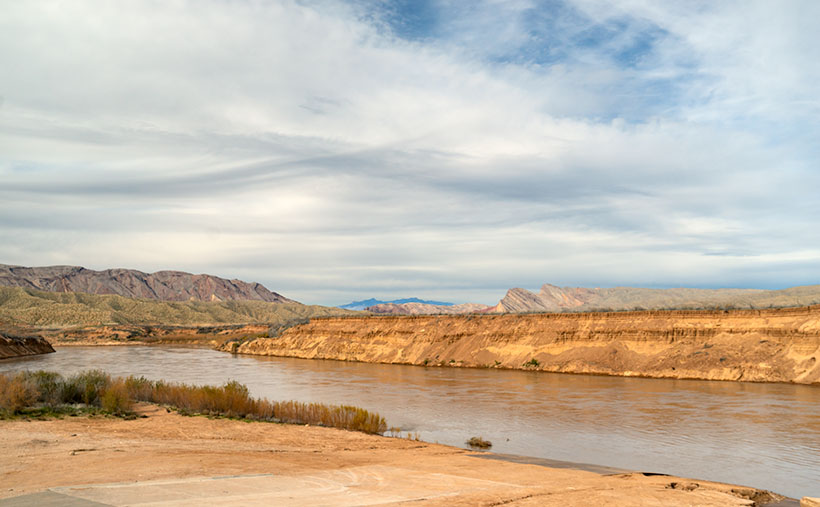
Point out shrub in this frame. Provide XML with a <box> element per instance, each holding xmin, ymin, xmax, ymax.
<box><xmin>467</xmin><ymin>436</ymin><xmax>492</xmax><ymax>449</ymax></box>
<box><xmin>0</xmin><ymin>370</ymin><xmax>388</xmax><ymax>434</ymax></box>
<box><xmin>523</xmin><ymin>358</ymin><xmax>540</xmax><ymax>368</ymax></box>
<box><xmin>101</xmin><ymin>379</ymin><xmax>133</xmax><ymax>416</ymax></box>
<box><xmin>65</xmin><ymin>370</ymin><xmax>111</xmax><ymax>405</ymax></box>
<box><xmin>21</xmin><ymin>370</ymin><xmax>63</xmax><ymax>406</ymax></box>
<box><xmin>124</xmin><ymin>375</ymin><xmax>154</xmax><ymax>401</ymax></box>
<box><xmin>0</xmin><ymin>373</ymin><xmax>38</xmax><ymax>414</ymax></box>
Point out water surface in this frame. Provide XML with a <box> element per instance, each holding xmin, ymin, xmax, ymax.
<box><xmin>2</xmin><ymin>346</ymin><xmax>818</xmax><ymax>499</ymax></box>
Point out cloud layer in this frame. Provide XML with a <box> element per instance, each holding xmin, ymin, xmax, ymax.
<box><xmin>1</xmin><ymin>0</ymin><xmax>818</xmax><ymax>304</ymax></box>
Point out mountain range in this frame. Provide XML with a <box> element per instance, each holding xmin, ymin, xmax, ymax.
<box><xmin>4</xmin><ymin>264</ymin><xmax>820</xmax><ymax>317</ymax></box>
<box><xmin>338</xmin><ymin>297</ymin><xmax>454</xmax><ymax>311</ymax></box>
<box><xmin>0</xmin><ymin>264</ymin><xmax>293</xmax><ymax>303</ymax></box>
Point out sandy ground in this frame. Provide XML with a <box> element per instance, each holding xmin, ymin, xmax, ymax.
<box><xmin>0</xmin><ymin>404</ymin><xmax>788</xmax><ymax>506</ymax></box>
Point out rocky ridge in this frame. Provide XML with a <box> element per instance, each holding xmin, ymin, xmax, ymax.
<box><xmin>493</xmin><ymin>283</ymin><xmax>820</xmax><ymax>313</ymax></box>
<box><xmin>0</xmin><ymin>264</ymin><xmax>293</xmax><ymax>303</ymax></box>
<box><xmin>220</xmin><ymin>306</ymin><xmax>820</xmax><ymax>384</ymax></box>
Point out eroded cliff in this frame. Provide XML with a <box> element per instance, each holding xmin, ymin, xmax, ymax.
<box><xmin>220</xmin><ymin>306</ymin><xmax>820</xmax><ymax>384</ymax></box>
<box><xmin>0</xmin><ymin>331</ymin><xmax>55</xmax><ymax>359</ymax></box>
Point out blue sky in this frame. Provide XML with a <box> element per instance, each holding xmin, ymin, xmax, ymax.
<box><xmin>1</xmin><ymin>0</ymin><xmax>819</xmax><ymax>305</ymax></box>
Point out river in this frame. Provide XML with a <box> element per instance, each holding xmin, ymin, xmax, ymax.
<box><xmin>2</xmin><ymin>346</ymin><xmax>818</xmax><ymax>499</ymax></box>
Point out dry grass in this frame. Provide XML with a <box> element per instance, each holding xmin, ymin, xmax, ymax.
<box><xmin>0</xmin><ymin>374</ymin><xmax>38</xmax><ymax>413</ymax></box>
<box><xmin>0</xmin><ymin>370</ymin><xmax>387</xmax><ymax>434</ymax></box>
<box><xmin>272</xmin><ymin>400</ymin><xmax>387</xmax><ymax>434</ymax></box>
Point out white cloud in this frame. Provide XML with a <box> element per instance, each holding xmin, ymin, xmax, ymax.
<box><xmin>0</xmin><ymin>0</ymin><xmax>817</xmax><ymax>304</ymax></box>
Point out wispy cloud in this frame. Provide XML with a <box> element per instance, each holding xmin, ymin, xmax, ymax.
<box><xmin>0</xmin><ymin>0</ymin><xmax>817</xmax><ymax>304</ymax></box>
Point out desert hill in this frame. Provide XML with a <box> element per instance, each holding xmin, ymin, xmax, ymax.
<box><xmin>0</xmin><ymin>264</ymin><xmax>292</xmax><ymax>303</ymax></box>
<box><xmin>492</xmin><ymin>283</ymin><xmax>820</xmax><ymax>313</ymax></box>
<box><xmin>0</xmin><ymin>286</ymin><xmax>355</xmax><ymax>328</ymax></box>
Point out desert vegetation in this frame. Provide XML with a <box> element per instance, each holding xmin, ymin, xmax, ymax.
<box><xmin>0</xmin><ymin>370</ymin><xmax>387</xmax><ymax>434</ymax></box>
<box><xmin>467</xmin><ymin>436</ymin><xmax>492</xmax><ymax>449</ymax></box>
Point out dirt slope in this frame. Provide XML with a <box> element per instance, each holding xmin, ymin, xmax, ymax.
<box><xmin>222</xmin><ymin>306</ymin><xmax>820</xmax><ymax>384</ymax></box>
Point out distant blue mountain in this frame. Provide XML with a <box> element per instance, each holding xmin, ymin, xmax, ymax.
<box><xmin>339</xmin><ymin>297</ymin><xmax>454</xmax><ymax>311</ymax></box>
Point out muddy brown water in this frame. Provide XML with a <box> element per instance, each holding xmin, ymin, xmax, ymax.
<box><xmin>2</xmin><ymin>346</ymin><xmax>818</xmax><ymax>499</ymax></box>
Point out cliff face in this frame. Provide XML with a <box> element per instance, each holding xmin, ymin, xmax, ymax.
<box><xmin>492</xmin><ymin>284</ymin><xmax>820</xmax><ymax>313</ymax></box>
<box><xmin>0</xmin><ymin>332</ymin><xmax>55</xmax><ymax>359</ymax></box>
<box><xmin>221</xmin><ymin>306</ymin><xmax>820</xmax><ymax>384</ymax></box>
<box><xmin>0</xmin><ymin>264</ymin><xmax>293</xmax><ymax>303</ymax></box>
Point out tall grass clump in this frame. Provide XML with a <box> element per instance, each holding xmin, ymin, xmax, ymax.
<box><xmin>273</xmin><ymin>401</ymin><xmax>387</xmax><ymax>434</ymax></box>
<box><xmin>0</xmin><ymin>370</ymin><xmax>388</xmax><ymax>434</ymax></box>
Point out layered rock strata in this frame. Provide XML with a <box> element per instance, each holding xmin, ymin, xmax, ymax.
<box><xmin>0</xmin><ymin>332</ymin><xmax>55</xmax><ymax>359</ymax></box>
<box><xmin>221</xmin><ymin>306</ymin><xmax>820</xmax><ymax>384</ymax></box>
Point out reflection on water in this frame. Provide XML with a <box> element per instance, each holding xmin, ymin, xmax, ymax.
<box><xmin>2</xmin><ymin>346</ymin><xmax>819</xmax><ymax>499</ymax></box>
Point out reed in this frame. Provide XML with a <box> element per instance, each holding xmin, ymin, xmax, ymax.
<box><xmin>0</xmin><ymin>370</ymin><xmax>387</xmax><ymax>434</ymax></box>
<box><xmin>273</xmin><ymin>400</ymin><xmax>387</xmax><ymax>434</ymax></box>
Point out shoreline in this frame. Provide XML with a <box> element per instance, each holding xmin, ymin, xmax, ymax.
<box><xmin>36</xmin><ymin>342</ymin><xmax>820</xmax><ymax>387</ymax></box>
<box><xmin>0</xmin><ymin>403</ymin><xmax>792</xmax><ymax>506</ymax></box>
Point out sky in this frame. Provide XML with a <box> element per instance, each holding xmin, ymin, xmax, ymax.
<box><xmin>1</xmin><ymin>0</ymin><xmax>819</xmax><ymax>306</ymax></box>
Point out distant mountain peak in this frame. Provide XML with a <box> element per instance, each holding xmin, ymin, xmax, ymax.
<box><xmin>338</xmin><ymin>297</ymin><xmax>454</xmax><ymax>311</ymax></box>
<box><xmin>0</xmin><ymin>263</ymin><xmax>295</xmax><ymax>304</ymax></box>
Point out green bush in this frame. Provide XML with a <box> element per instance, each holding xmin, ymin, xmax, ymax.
<box><xmin>21</xmin><ymin>370</ymin><xmax>63</xmax><ymax>406</ymax></box>
<box><xmin>66</xmin><ymin>370</ymin><xmax>112</xmax><ymax>405</ymax></box>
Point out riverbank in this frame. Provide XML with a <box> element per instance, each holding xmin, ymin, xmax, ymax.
<box><xmin>0</xmin><ymin>332</ymin><xmax>54</xmax><ymax>360</ymax></box>
<box><xmin>40</xmin><ymin>323</ymin><xmax>272</xmax><ymax>347</ymax></box>
<box><xmin>0</xmin><ymin>402</ymin><xmax>788</xmax><ymax>506</ymax></box>
<box><xmin>220</xmin><ymin>306</ymin><xmax>820</xmax><ymax>384</ymax></box>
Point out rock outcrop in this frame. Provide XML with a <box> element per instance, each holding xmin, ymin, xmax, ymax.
<box><xmin>0</xmin><ymin>264</ymin><xmax>293</xmax><ymax>303</ymax></box>
<box><xmin>492</xmin><ymin>283</ymin><xmax>820</xmax><ymax>313</ymax></box>
<box><xmin>0</xmin><ymin>331</ymin><xmax>55</xmax><ymax>359</ymax></box>
<box><xmin>220</xmin><ymin>306</ymin><xmax>820</xmax><ymax>384</ymax></box>
<box><xmin>366</xmin><ymin>302</ymin><xmax>490</xmax><ymax>315</ymax></box>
